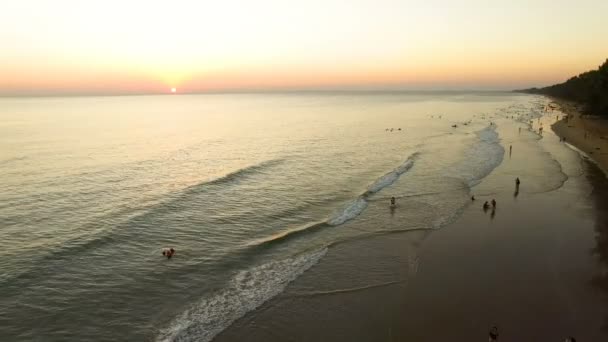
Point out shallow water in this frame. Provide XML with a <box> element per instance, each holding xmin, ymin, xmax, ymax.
<box><xmin>0</xmin><ymin>92</ymin><xmax>557</xmax><ymax>341</ymax></box>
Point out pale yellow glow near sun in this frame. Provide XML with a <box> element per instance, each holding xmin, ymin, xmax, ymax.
<box><xmin>0</xmin><ymin>0</ymin><xmax>607</xmax><ymax>94</ymax></box>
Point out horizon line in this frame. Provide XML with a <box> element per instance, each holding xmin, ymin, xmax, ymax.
<box><xmin>0</xmin><ymin>88</ymin><xmax>532</xmax><ymax>98</ymax></box>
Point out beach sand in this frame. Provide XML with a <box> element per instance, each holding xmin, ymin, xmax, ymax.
<box><xmin>552</xmin><ymin>98</ymin><xmax>608</xmax><ymax>173</ymax></box>
<box><xmin>214</xmin><ymin>105</ymin><xmax>608</xmax><ymax>342</ymax></box>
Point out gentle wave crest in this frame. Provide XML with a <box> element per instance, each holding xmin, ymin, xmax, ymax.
<box><xmin>330</xmin><ymin>152</ymin><xmax>419</xmax><ymax>225</ymax></box>
<box><xmin>249</xmin><ymin>152</ymin><xmax>419</xmax><ymax>247</ymax></box>
<box><xmin>450</xmin><ymin>125</ymin><xmax>504</xmax><ymax>187</ymax></box>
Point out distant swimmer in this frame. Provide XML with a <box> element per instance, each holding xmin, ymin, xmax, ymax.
<box><xmin>390</xmin><ymin>196</ymin><xmax>396</xmax><ymax>207</ymax></box>
<box><xmin>162</xmin><ymin>248</ymin><xmax>176</xmax><ymax>259</ymax></box>
<box><xmin>491</xmin><ymin>199</ymin><xmax>497</xmax><ymax>208</ymax></box>
<box><xmin>471</xmin><ymin>195</ymin><xmax>475</xmax><ymax>201</ymax></box>
<box><xmin>398</xmin><ymin>128</ymin><xmax>402</xmax><ymax>131</ymax></box>
<box><xmin>489</xmin><ymin>326</ymin><xmax>499</xmax><ymax>341</ymax></box>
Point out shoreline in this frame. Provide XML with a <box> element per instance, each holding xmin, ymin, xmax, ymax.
<box><xmin>213</xmin><ymin>99</ymin><xmax>608</xmax><ymax>341</ymax></box>
<box><xmin>551</xmin><ymin>97</ymin><xmax>608</xmax><ymax>173</ymax></box>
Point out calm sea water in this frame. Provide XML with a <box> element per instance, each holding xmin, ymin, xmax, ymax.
<box><xmin>0</xmin><ymin>92</ymin><xmax>549</xmax><ymax>341</ymax></box>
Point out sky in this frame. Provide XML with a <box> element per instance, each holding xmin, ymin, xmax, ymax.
<box><xmin>1</xmin><ymin>0</ymin><xmax>607</xmax><ymax>95</ymax></box>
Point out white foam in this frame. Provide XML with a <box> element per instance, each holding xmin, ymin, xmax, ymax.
<box><xmin>327</xmin><ymin>153</ymin><xmax>418</xmax><ymax>226</ymax></box>
<box><xmin>327</xmin><ymin>197</ymin><xmax>368</xmax><ymax>226</ymax></box>
<box><xmin>156</xmin><ymin>248</ymin><xmax>327</xmax><ymax>342</ymax></box>
<box><xmin>366</xmin><ymin>155</ymin><xmax>416</xmax><ymax>194</ymax></box>
<box><xmin>449</xmin><ymin>126</ymin><xmax>504</xmax><ymax>187</ymax></box>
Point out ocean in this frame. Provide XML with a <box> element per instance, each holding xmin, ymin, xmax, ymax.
<box><xmin>0</xmin><ymin>92</ymin><xmax>555</xmax><ymax>341</ymax></box>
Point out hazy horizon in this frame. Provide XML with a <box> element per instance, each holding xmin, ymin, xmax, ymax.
<box><xmin>2</xmin><ymin>0</ymin><xmax>607</xmax><ymax>96</ymax></box>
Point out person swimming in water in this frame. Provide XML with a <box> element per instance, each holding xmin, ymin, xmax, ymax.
<box><xmin>162</xmin><ymin>248</ymin><xmax>176</xmax><ymax>259</ymax></box>
<box><xmin>390</xmin><ymin>196</ymin><xmax>396</xmax><ymax>206</ymax></box>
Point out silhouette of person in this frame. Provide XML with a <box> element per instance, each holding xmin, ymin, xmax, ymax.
<box><xmin>489</xmin><ymin>326</ymin><xmax>499</xmax><ymax>341</ymax></box>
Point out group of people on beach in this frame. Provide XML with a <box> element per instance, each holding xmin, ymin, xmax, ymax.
<box><xmin>470</xmin><ymin>178</ymin><xmax>521</xmax><ymax>217</ymax></box>
<box><xmin>481</xmin><ymin>198</ymin><xmax>497</xmax><ymax>211</ymax></box>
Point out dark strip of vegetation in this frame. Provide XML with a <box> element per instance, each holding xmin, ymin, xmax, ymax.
<box><xmin>517</xmin><ymin>59</ymin><xmax>608</xmax><ymax>116</ymax></box>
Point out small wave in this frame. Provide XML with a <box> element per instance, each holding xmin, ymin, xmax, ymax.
<box><xmin>246</xmin><ymin>221</ymin><xmax>328</xmax><ymax>247</ymax></box>
<box><xmin>186</xmin><ymin>158</ymin><xmax>285</xmax><ymax>193</ymax></box>
<box><xmin>448</xmin><ymin>125</ymin><xmax>504</xmax><ymax>187</ymax></box>
<box><xmin>156</xmin><ymin>248</ymin><xmax>327</xmax><ymax>342</ymax></box>
<box><xmin>366</xmin><ymin>190</ymin><xmax>458</xmax><ymax>202</ymax></box>
<box><xmin>0</xmin><ymin>155</ymin><xmax>27</xmax><ymax>167</ymax></box>
<box><xmin>326</xmin><ymin>226</ymin><xmax>431</xmax><ymax>249</ymax></box>
<box><xmin>246</xmin><ymin>153</ymin><xmax>419</xmax><ymax>248</ymax></box>
<box><xmin>328</xmin><ymin>152</ymin><xmax>419</xmax><ymax>225</ymax></box>
<box><xmin>291</xmin><ymin>280</ymin><xmax>401</xmax><ymax>297</ymax></box>
<box><xmin>364</xmin><ymin>153</ymin><xmax>418</xmax><ymax>195</ymax></box>
<box><xmin>327</xmin><ymin>197</ymin><xmax>368</xmax><ymax>226</ymax></box>
<box><xmin>564</xmin><ymin>142</ymin><xmax>605</xmax><ymax>176</ymax></box>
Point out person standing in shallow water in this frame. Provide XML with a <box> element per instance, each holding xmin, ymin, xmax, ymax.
<box><xmin>491</xmin><ymin>199</ymin><xmax>496</xmax><ymax>208</ymax></box>
<box><xmin>516</xmin><ymin>177</ymin><xmax>520</xmax><ymax>187</ymax></box>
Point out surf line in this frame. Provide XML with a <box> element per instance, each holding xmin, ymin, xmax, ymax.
<box><xmin>329</xmin><ymin>152</ymin><xmax>420</xmax><ymax>226</ymax></box>
<box><xmin>248</xmin><ymin>152</ymin><xmax>420</xmax><ymax>248</ymax></box>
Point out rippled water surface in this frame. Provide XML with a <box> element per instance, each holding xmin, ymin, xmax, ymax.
<box><xmin>0</xmin><ymin>92</ymin><xmax>551</xmax><ymax>341</ymax></box>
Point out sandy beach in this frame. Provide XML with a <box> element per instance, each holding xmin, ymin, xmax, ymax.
<box><xmin>214</xmin><ymin>99</ymin><xmax>608</xmax><ymax>342</ymax></box>
<box><xmin>552</xmin><ymin>98</ymin><xmax>608</xmax><ymax>173</ymax></box>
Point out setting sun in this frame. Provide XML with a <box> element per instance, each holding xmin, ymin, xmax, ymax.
<box><xmin>171</xmin><ymin>87</ymin><xmax>176</xmax><ymax>93</ymax></box>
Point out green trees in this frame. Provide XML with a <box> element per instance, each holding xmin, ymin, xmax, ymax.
<box><xmin>522</xmin><ymin>59</ymin><xmax>608</xmax><ymax>116</ymax></box>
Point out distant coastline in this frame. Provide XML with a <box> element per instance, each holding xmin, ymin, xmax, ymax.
<box><xmin>516</xmin><ymin>58</ymin><xmax>608</xmax><ymax>117</ymax></box>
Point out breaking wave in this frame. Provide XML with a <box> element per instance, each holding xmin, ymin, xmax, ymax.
<box><xmin>156</xmin><ymin>249</ymin><xmax>327</xmax><ymax>342</ymax></box>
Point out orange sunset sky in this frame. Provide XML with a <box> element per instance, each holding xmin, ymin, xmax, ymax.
<box><xmin>1</xmin><ymin>0</ymin><xmax>607</xmax><ymax>95</ymax></box>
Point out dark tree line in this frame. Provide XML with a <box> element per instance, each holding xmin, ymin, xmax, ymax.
<box><xmin>519</xmin><ymin>58</ymin><xmax>608</xmax><ymax>116</ymax></box>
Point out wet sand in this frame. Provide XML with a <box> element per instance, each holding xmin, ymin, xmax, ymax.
<box><xmin>214</xmin><ymin>108</ymin><xmax>608</xmax><ymax>342</ymax></box>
